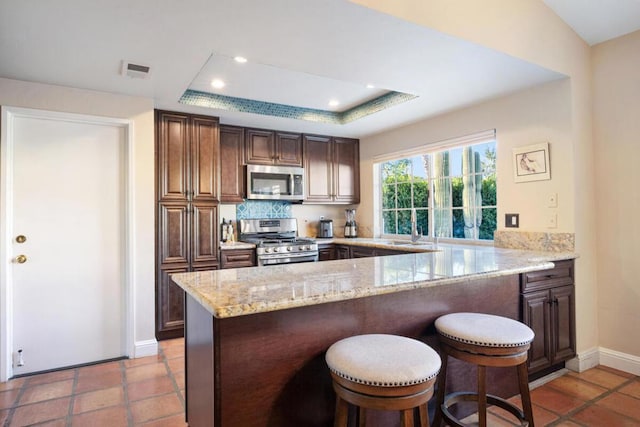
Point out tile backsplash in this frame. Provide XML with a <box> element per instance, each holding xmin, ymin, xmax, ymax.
<box><xmin>236</xmin><ymin>200</ymin><xmax>292</xmax><ymax>219</ymax></box>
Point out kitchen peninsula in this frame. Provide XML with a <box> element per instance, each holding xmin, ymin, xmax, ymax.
<box><xmin>171</xmin><ymin>245</ymin><xmax>575</xmax><ymax>427</ymax></box>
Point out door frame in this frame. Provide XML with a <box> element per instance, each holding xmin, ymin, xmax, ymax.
<box><xmin>0</xmin><ymin>106</ymin><xmax>135</xmax><ymax>381</ymax></box>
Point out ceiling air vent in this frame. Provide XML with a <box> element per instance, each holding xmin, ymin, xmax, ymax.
<box><xmin>121</xmin><ymin>61</ymin><xmax>151</xmax><ymax>79</ymax></box>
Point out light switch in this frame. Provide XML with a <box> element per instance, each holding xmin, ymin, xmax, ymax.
<box><xmin>505</xmin><ymin>213</ymin><xmax>519</xmax><ymax>228</ymax></box>
<box><xmin>548</xmin><ymin>193</ymin><xmax>558</xmax><ymax>208</ymax></box>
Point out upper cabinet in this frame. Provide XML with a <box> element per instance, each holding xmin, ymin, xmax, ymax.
<box><xmin>157</xmin><ymin>111</ymin><xmax>219</xmax><ymax>203</ymax></box>
<box><xmin>304</xmin><ymin>135</ymin><xmax>360</xmax><ymax>204</ymax></box>
<box><xmin>219</xmin><ymin>125</ymin><xmax>245</xmax><ymax>203</ymax></box>
<box><xmin>245</xmin><ymin>128</ymin><xmax>303</xmax><ymax>167</ymax></box>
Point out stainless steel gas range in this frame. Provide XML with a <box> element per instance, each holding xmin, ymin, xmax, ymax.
<box><xmin>239</xmin><ymin>218</ymin><xmax>318</xmax><ymax>266</ymax></box>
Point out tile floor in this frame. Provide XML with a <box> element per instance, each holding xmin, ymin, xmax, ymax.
<box><xmin>1</xmin><ymin>339</ymin><xmax>639</xmax><ymax>426</ymax></box>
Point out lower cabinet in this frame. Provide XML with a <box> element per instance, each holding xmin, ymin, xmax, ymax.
<box><xmin>318</xmin><ymin>243</ymin><xmax>336</xmax><ymax>261</ymax></box>
<box><xmin>335</xmin><ymin>245</ymin><xmax>351</xmax><ymax>259</ymax></box>
<box><xmin>521</xmin><ymin>260</ymin><xmax>576</xmax><ymax>376</ymax></box>
<box><xmin>221</xmin><ymin>249</ymin><xmax>256</xmax><ymax>269</ymax></box>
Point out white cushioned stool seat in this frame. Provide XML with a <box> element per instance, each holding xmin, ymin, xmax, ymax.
<box><xmin>326</xmin><ymin>334</ymin><xmax>441</xmax><ymax>387</ymax></box>
<box><xmin>326</xmin><ymin>334</ymin><xmax>441</xmax><ymax>426</ymax></box>
<box><xmin>435</xmin><ymin>312</ymin><xmax>534</xmax><ymax>348</ymax></box>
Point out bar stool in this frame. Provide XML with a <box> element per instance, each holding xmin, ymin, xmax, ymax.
<box><xmin>433</xmin><ymin>312</ymin><xmax>535</xmax><ymax>427</ymax></box>
<box><xmin>326</xmin><ymin>334</ymin><xmax>441</xmax><ymax>427</ymax></box>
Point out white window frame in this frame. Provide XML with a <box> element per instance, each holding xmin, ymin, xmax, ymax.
<box><xmin>373</xmin><ymin>130</ymin><xmax>496</xmax><ymax>244</ymax></box>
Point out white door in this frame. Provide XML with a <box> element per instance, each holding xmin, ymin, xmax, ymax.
<box><xmin>8</xmin><ymin>111</ymin><xmax>126</xmax><ymax>375</ymax></box>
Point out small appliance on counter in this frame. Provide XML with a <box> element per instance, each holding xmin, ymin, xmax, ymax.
<box><xmin>319</xmin><ymin>218</ymin><xmax>333</xmax><ymax>238</ymax></box>
<box><xmin>344</xmin><ymin>209</ymin><xmax>357</xmax><ymax>238</ymax></box>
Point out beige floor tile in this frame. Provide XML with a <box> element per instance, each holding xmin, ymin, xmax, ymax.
<box><xmin>25</xmin><ymin>369</ymin><xmax>75</xmax><ymax>386</ymax></box>
<box><xmin>530</xmin><ymin>385</ymin><xmax>586</xmax><ymax>414</ymax></box>
<box><xmin>546</xmin><ymin>375</ymin><xmax>608</xmax><ymax>401</ymax></box>
<box><xmin>75</xmin><ymin>370</ymin><xmax>122</xmax><ymax>394</ymax></box>
<box><xmin>128</xmin><ymin>376</ymin><xmax>175</xmax><ymax>402</ymax></box>
<box><xmin>567</xmin><ymin>366</ymin><xmax>630</xmax><ymax>389</ymax></box>
<box><xmin>595</xmin><ymin>391</ymin><xmax>640</xmax><ymax>421</ymax></box>
<box><xmin>0</xmin><ymin>377</ymin><xmax>25</xmax><ymax>392</ymax></box>
<box><xmin>571</xmin><ymin>404</ymin><xmax>640</xmax><ymax>426</ymax></box>
<box><xmin>0</xmin><ymin>389</ymin><xmax>20</xmax><ymax>410</ymax></box>
<box><xmin>619</xmin><ymin>378</ymin><xmax>640</xmax><ymax>399</ymax></box>
<box><xmin>126</xmin><ymin>363</ymin><xmax>169</xmax><ymax>383</ymax></box>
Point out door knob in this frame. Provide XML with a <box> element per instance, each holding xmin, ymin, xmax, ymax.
<box><xmin>15</xmin><ymin>235</ymin><xmax>27</xmax><ymax>243</ymax></box>
<box><xmin>15</xmin><ymin>255</ymin><xmax>27</xmax><ymax>264</ymax></box>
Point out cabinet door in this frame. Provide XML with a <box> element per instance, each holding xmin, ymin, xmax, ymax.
<box><xmin>220</xmin><ymin>125</ymin><xmax>245</xmax><ymax>203</ymax></box>
<box><xmin>275</xmin><ymin>132</ymin><xmax>303</xmax><ymax>166</ymax></box>
<box><xmin>191</xmin><ymin>203</ymin><xmax>219</xmax><ymax>268</ymax></box>
<box><xmin>157</xmin><ymin>111</ymin><xmax>189</xmax><ymax>202</ymax></box>
<box><xmin>303</xmin><ymin>135</ymin><xmax>333</xmax><ymax>202</ymax></box>
<box><xmin>551</xmin><ymin>285</ymin><xmax>576</xmax><ymax>363</ymax></box>
<box><xmin>245</xmin><ymin>128</ymin><xmax>275</xmax><ymax>165</ymax></box>
<box><xmin>318</xmin><ymin>245</ymin><xmax>336</xmax><ymax>261</ymax></box>
<box><xmin>157</xmin><ymin>266</ymin><xmax>188</xmax><ymax>339</ymax></box>
<box><xmin>522</xmin><ymin>289</ymin><xmax>552</xmax><ymax>373</ymax></box>
<box><xmin>158</xmin><ymin>202</ymin><xmax>190</xmax><ymax>265</ymax></box>
<box><xmin>221</xmin><ymin>249</ymin><xmax>256</xmax><ymax>268</ymax></box>
<box><xmin>335</xmin><ymin>245</ymin><xmax>351</xmax><ymax>259</ymax></box>
<box><xmin>191</xmin><ymin>116</ymin><xmax>219</xmax><ymax>202</ymax></box>
<box><xmin>351</xmin><ymin>246</ymin><xmax>376</xmax><ymax>258</ymax></box>
<box><xmin>333</xmin><ymin>138</ymin><xmax>360</xmax><ymax>203</ymax></box>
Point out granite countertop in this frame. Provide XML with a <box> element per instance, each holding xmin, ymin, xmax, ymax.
<box><xmin>219</xmin><ymin>241</ymin><xmax>256</xmax><ymax>250</ymax></box>
<box><xmin>172</xmin><ymin>244</ymin><xmax>576</xmax><ymax>319</ymax></box>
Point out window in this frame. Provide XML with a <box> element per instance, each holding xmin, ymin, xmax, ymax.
<box><xmin>379</xmin><ymin>138</ymin><xmax>496</xmax><ymax>241</ymax></box>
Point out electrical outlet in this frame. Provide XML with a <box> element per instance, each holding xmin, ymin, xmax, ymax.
<box><xmin>505</xmin><ymin>213</ymin><xmax>519</xmax><ymax>228</ymax></box>
<box><xmin>548</xmin><ymin>193</ymin><xmax>558</xmax><ymax>208</ymax></box>
<box><xmin>547</xmin><ymin>213</ymin><xmax>557</xmax><ymax>228</ymax></box>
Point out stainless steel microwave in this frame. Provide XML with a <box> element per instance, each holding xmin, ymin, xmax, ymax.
<box><xmin>246</xmin><ymin>164</ymin><xmax>305</xmax><ymax>201</ymax></box>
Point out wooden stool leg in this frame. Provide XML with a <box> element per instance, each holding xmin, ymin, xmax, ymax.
<box><xmin>517</xmin><ymin>362</ymin><xmax>535</xmax><ymax>427</ymax></box>
<box><xmin>433</xmin><ymin>352</ymin><xmax>448</xmax><ymax>427</ymax></box>
<box><xmin>400</xmin><ymin>408</ymin><xmax>414</xmax><ymax>427</ymax></box>
<box><xmin>419</xmin><ymin>404</ymin><xmax>429</xmax><ymax>427</ymax></box>
<box><xmin>358</xmin><ymin>407</ymin><xmax>366</xmax><ymax>427</ymax></box>
<box><xmin>478</xmin><ymin>365</ymin><xmax>487</xmax><ymax>427</ymax></box>
<box><xmin>334</xmin><ymin>396</ymin><xmax>349</xmax><ymax>427</ymax></box>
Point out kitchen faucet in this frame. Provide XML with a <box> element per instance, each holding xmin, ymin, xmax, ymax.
<box><xmin>410</xmin><ymin>209</ymin><xmax>422</xmax><ymax>243</ymax></box>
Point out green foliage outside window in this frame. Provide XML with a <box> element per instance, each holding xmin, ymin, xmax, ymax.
<box><xmin>380</xmin><ymin>144</ymin><xmax>497</xmax><ymax>241</ymax></box>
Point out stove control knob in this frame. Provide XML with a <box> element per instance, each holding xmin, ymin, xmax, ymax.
<box><xmin>287</xmin><ymin>246</ymin><xmax>292</xmax><ymax>252</ymax></box>
<box><xmin>264</xmin><ymin>248</ymin><xmax>271</xmax><ymax>253</ymax></box>
<box><xmin>274</xmin><ymin>247</ymin><xmax>279</xmax><ymax>252</ymax></box>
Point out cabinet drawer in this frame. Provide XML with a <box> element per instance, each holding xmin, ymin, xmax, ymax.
<box><xmin>221</xmin><ymin>249</ymin><xmax>256</xmax><ymax>269</ymax></box>
<box><xmin>522</xmin><ymin>260</ymin><xmax>574</xmax><ymax>292</ymax></box>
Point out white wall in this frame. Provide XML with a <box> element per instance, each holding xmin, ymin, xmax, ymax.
<box><xmin>0</xmin><ymin>77</ymin><xmax>156</xmax><ymax>355</ymax></box>
<box><xmin>592</xmin><ymin>30</ymin><xmax>640</xmax><ymax>360</ymax></box>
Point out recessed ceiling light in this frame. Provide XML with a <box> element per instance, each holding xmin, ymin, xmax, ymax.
<box><xmin>211</xmin><ymin>79</ymin><xmax>225</xmax><ymax>89</ymax></box>
<box><xmin>366</xmin><ymin>84</ymin><xmax>375</xmax><ymax>89</ymax></box>
<box><xmin>328</xmin><ymin>100</ymin><xmax>340</xmax><ymax>107</ymax></box>
<box><xmin>234</xmin><ymin>56</ymin><xmax>248</xmax><ymax>63</ymax></box>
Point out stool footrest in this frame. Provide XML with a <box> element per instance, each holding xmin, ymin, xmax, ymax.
<box><xmin>441</xmin><ymin>392</ymin><xmax>528</xmax><ymax>427</ymax></box>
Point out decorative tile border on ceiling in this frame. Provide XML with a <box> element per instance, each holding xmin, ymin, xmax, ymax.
<box><xmin>179</xmin><ymin>90</ymin><xmax>418</xmax><ymax>124</ymax></box>
<box><xmin>236</xmin><ymin>200</ymin><xmax>292</xmax><ymax>220</ymax></box>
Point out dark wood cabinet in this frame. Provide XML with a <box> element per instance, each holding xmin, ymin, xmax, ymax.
<box><xmin>303</xmin><ymin>135</ymin><xmax>359</xmax><ymax>204</ymax></box>
<box><xmin>521</xmin><ymin>260</ymin><xmax>575</xmax><ymax>376</ymax></box>
<box><xmin>219</xmin><ymin>125</ymin><xmax>245</xmax><ymax>203</ymax></box>
<box><xmin>155</xmin><ymin>110</ymin><xmax>220</xmax><ymax>340</ymax></box>
<box><xmin>336</xmin><ymin>245</ymin><xmax>351</xmax><ymax>259</ymax></box>
<box><xmin>245</xmin><ymin>128</ymin><xmax>303</xmax><ymax>167</ymax></box>
<box><xmin>318</xmin><ymin>243</ymin><xmax>336</xmax><ymax>261</ymax></box>
<box><xmin>221</xmin><ymin>249</ymin><xmax>256</xmax><ymax>269</ymax></box>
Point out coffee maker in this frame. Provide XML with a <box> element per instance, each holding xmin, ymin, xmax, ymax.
<box><xmin>344</xmin><ymin>209</ymin><xmax>357</xmax><ymax>238</ymax></box>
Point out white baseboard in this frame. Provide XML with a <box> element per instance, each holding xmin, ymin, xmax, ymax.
<box><xmin>566</xmin><ymin>347</ymin><xmax>600</xmax><ymax>372</ymax></box>
<box><xmin>599</xmin><ymin>347</ymin><xmax>640</xmax><ymax>376</ymax></box>
<box><xmin>133</xmin><ymin>339</ymin><xmax>158</xmax><ymax>358</ymax></box>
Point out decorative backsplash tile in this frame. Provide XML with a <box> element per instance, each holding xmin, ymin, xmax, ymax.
<box><xmin>179</xmin><ymin>89</ymin><xmax>417</xmax><ymax>124</ymax></box>
<box><xmin>236</xmin><ymin>200</ymin><xmax>292</xmax><ymax>219</ymax></box>
<box><xmin>494</xmin><ymin>230</ymin><xmax>575</xmax><ymax>252</ymax></box>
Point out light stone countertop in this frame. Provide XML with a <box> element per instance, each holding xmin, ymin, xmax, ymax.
<box><xmin>172</xmin><ymin>243</ymin><xmax>577</xmax><ymax>319</ymax></box>
<box><xmin>219</xmin><ymin>241</ymin><xmax>255</xmax><ymax>250</ymax></box>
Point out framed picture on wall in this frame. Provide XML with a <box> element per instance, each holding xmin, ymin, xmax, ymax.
<box><xmin>513</xmin><ymin>142</ymin><xmax>550</xmax><ymax>183</ymax></box>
